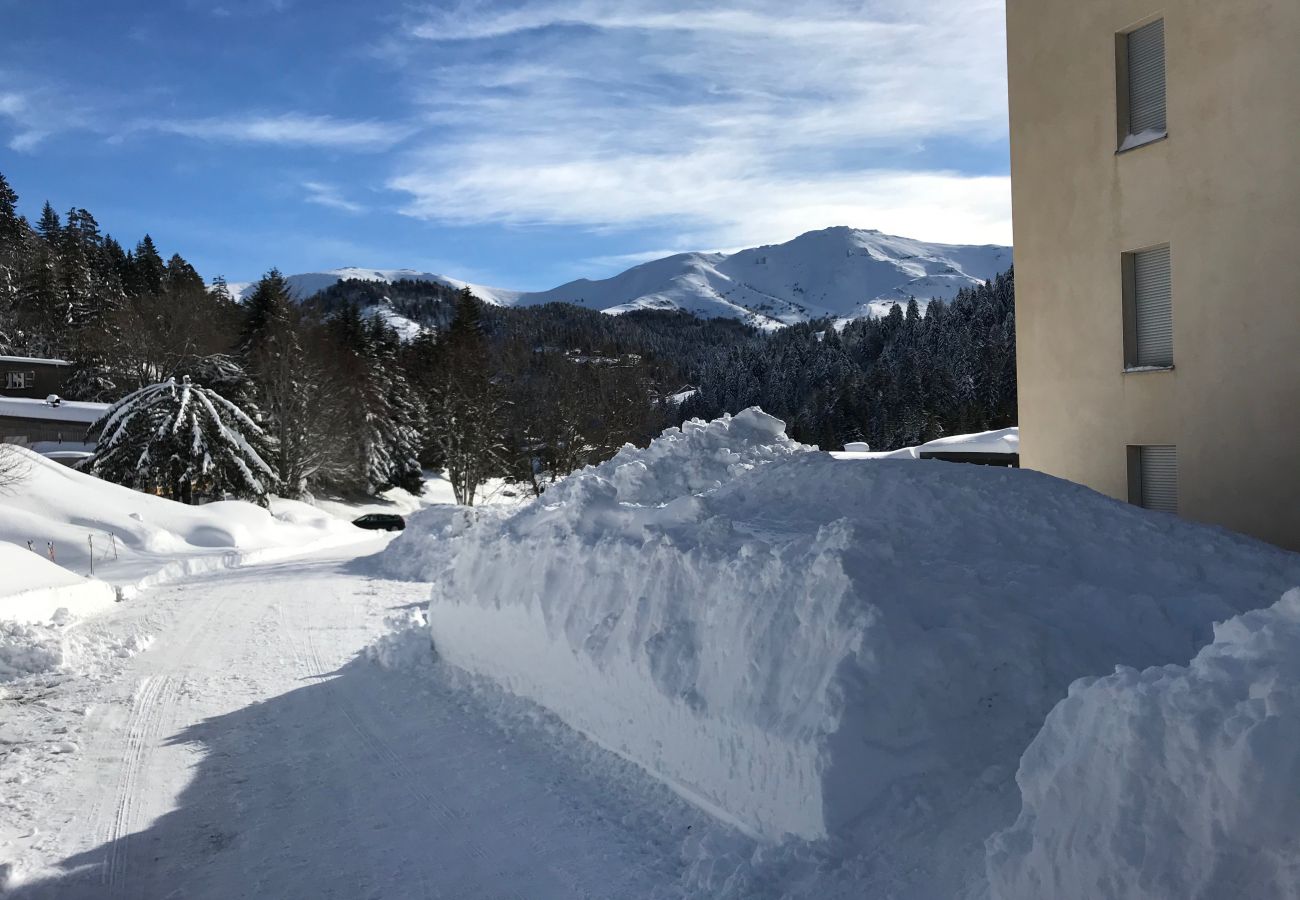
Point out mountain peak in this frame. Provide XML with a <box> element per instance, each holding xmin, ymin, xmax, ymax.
<box><xmin>242</xmin><ymin>228</ymin><xmax>1011</xmax><ymax>330</ymax></box>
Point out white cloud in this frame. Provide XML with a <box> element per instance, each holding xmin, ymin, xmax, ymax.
<box><xmin>389</xmin><ymin>0</ymin><xmax>1012</xmax><ymax>247</ymax></box>
<box><xmin>302</xmin><ymin>180</ymin><xmax>366</xmax><ymax>213</ymax></box>
<box><xmin>148</xmin><ymin>114</ymin><xmax>411</xmax><ymax>150</ymax></box>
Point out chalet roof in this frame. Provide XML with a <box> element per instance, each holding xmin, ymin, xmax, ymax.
<box><xmin>0</xmin><ymin>396</ymin><xmax>109</xmax><ymax>424</ymax></box>
<box><xmin>0</xmin><ymin>355</ymin><xmax>72</xmax><ymax>367</ymax></box>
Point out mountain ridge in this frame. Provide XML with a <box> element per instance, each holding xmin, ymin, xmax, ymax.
<box><xmin>236</xmin><ymin>227</ymin><xmax>1011</xmax><ymax>328</ymax></box>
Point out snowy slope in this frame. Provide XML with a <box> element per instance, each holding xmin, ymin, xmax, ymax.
<box><xmin>513</xmin><ymin>227</ymin><xmax>1011</xmax><ymax>326</ymax></box>
<box><xmin>383</xmin><ymin>410</ymin><xmax>1300</xmax><ymax>897</ymax></box>
<box><xmin>244</xmin><ymin>228</ymin><xmax>1010</xmax><ymax>330</ymax></box>
<box><xmin>0</xmin><ymin>447</ymin><xmax>361</xmax><ymax>599</ymax></box>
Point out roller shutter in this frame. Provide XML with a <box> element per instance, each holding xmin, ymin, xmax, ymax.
<box><xmin>1127</xmin><ymin>19</ymin><xmax>1167</xmax><ymax>136</ymax></box>
<box><xmin>1134</xmin><ymin>246</ymin><xmax>1173</xmax><ymax>367</ymax></box>
<box><xmin>1140</xmin><ymin>445</ymin><xmax>1178</xmax><ymax>513</ymax></box>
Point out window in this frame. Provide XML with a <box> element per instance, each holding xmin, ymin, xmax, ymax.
<box><xmin>1123</xmin><ymin>246</ymin><xmax>1173</xmax><ymax>369</ymax></box>
<box><xmin>1118</xmin><ymin>18</ymin><xmax>1167</xmax><ymax>151</ymax></box>
<box><xmin>4</xmin><ymin>371</ymin><xmax>33</xmax><ymax>390</ymax></box>
<box><xmin>1128</xmin><ymin>445</ymin><xmax>1178</xmax><ymax>513</ymax></box>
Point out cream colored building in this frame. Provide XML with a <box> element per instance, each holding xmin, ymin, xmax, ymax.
<box><xmin>1006</xmin><ymin>0</ymin><xmax>1300</xmax><ymax>550</ymax></box>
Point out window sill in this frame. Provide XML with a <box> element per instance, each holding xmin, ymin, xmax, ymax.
<box><xmin>1117</xmin><ymin>131</ymin><xmax>1168</xmax><ymax>154</ymax></box>
<box><xmin>1123</xmin><ymin>364</ymin><xmax>1174</xmax><ymax>374</ymax></box>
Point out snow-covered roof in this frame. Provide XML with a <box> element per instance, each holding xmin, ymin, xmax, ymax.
<box><xmin>917</xmin><ymin>427</ymin><xmax>1019</xmax><ymax>456</ymax></box>
<box><xmin>0</xmin><ymin>397</ymin><xmax>109</xmax><ymax>424</ymax></box>
<box><xmin>0</xmin><ymin>355</ymin><xmax>71</xmax><ymax>366</ymax></box>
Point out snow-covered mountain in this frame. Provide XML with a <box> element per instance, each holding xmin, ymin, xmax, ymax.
<box><xmin>231</xmin><ymin>267</ymin><xmax>522</xmax><ymax>308</ymax></box>
<box><xmin>239</xmin><ymin>228</ymin><xmax>1011</xmax><ymax>330</ymax></box>
<box><xmin>515</xmin><ymin>228</ymin><xmax>1011</xmax><ymax>328</ymax></box>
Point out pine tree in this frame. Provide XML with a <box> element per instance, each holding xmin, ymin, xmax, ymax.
<box><xmin>0</xmin><ymin>172</ymin><xmax>27</xmax><ymax>351</ymax></box>
<box><xmin>87</xmin><ymin>376</ymin><xmax>276</xmax><ymax>505</ymax></box>
<box><xmin>127</xmin><ymin>234</ymin><xmax>166</xmax><ymax>297</ymax></box>
<box><xmin>425</xmin><ymin>288</ymin><xmax>508</xmax><ymax>505</ymax></box>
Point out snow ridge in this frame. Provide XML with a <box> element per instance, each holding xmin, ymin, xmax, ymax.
<box><xmin>383</xmin><ymin>411</ymin><xmax>1300</xmax><ymax>895</ymax></box>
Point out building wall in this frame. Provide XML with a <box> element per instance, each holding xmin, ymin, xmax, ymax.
<box><xmin>0</xmin><ymin>360</ymin><xmax>71</xmax><ymax>400</ymax></box>
<box><xmin>0</xmin><ymin>415</ymin><xmax>92</xmax><ymax>446</ymax></box>
<box><xmin>1007</xmin><ymin>0</ymin><xmax>1300</xmax><ymax>549</ymax></box>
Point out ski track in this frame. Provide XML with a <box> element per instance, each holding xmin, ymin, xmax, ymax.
<box><xmin>3</xmin><ymin>540</ymin><xmax>700</xmax><ymax>900</ymax></box>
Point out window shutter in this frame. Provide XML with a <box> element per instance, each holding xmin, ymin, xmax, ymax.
<box><xmin>1127</xmin><ymin>19</ymin><xmax>1167</xmax><ymax>136</ymax></box>
<box><xmin>1134</xmin><ymin>246</ymin><xmax>1173</xmax><ymax>367</ymax></box>
<box><xmin>1140</xmin><ymin>445</ymin><xmax>1178</xmax><ymax>513</ymax></box>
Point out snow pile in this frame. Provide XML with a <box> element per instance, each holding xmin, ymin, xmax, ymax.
<box><xmin>0</xmin><ymin>542</ymin><xmax>116</xmax><ymax>623</ymax></box>
<box><xmin>988</xmin><ymin>588</ymin><xmax>1300</xmax><ymax>900</ymax></box>
<box><xmin>385</xmin><ymin>410</ymin><xmax>1300</xmax><ymax>894</ymax></box>
<box><xmin>0</xmin><ymin>447</ymin><xmax>361</xmax><ymax>601</ymax></box>
<box><xmin>0</xmin><ymin>614</ymin><xmax>152</xmax><ymax>681</ymax></box>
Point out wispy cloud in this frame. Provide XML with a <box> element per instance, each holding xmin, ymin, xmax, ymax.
<box><xmin>0</xmin><ymin>88</ymin><xmax>60</xmax><ymax>151</ymax></box>
<box><xmin>386</xmin><ymin>0</ymin><xmax>1012</xmax><ymax>247</ymax></box>
<box><xmin>302</xmin><ymin>180</ymin><xmax>366</xmax><ymax>213</ymax></box>
<box><xmin>147</xmin><ymin>113</ymin><xmax>411</xmax><ymax>150</ymax></box>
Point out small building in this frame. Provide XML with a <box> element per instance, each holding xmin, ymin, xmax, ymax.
<box><xmin>0</xmin><ymin>356</ymin><xmax>72</xmax><ymax>400</ymax></box>
<box><xmin>832</xmin><ymin>428</ymin><xmax>1020</xmax><ymax>466</ymax></box>
<box><xmin>917</xmin><ymin>428</ymin><xmax>1020</xmax><ymax>468</ymax></box>
<box><xmin>0</xmin><ymin>396</ymin><xmax>107</xmax><ymax>465</ymax></box>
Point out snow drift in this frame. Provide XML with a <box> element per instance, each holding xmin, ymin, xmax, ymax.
<box><xmin>385</xmin><ymin>410</ymin><xmax>1300</xmax><ymax>893</ymax></box>
<box><xmin>0</xmin><ymin>447</ymin><xmax>360</xmax><ymax>600</ymax></box>
<box><xmin>0</xmin><ymin>542</ymin><xmax>116</xmax><ymax>624</ymax></box>
<box><xmin>987</xmin><ymin>588</ymin><xmax>1300</xmax><ymax>900</ymax></box>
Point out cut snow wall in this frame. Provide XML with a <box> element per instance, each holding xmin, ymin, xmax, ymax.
<box><xmin>987</xmin><ymin>588</ymin><xmax>1300</xmax><ymax>900</ymax></box>
<box><xmin>387</xmin><ymin>409</ymin><xmax>1300</xmax><ymax>860</ymax></box>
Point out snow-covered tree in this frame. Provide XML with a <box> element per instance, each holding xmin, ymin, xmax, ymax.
<box><xmin>424</xmin><ymin>288</ymin><xmax>509</xmax><ymax>506</ymax></box>
<box><xmin>87</xmin><ymin>376</ymin><xmax>276</xmax><ymax>505</ymax></box>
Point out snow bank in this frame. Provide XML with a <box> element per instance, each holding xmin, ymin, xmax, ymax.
<box><xmin>988</xmin><ymin>588</ymin><xmax>1300</xmax><ymax>900</ymax></box>
<box><xmin>0</xmin><ymin>543</ymin><xmax>116</xmax><ymax>624</ymax></box>
<box><xmin>385</xmin><ymin>410</ymin><xmax>1300</xmax><ymax>892</ymax></box>
<box><xmin>0</xmin><ymin>447</ymin><xmax>362</xmax><ymax>601</ymax></box>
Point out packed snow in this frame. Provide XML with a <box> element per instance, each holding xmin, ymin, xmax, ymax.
<box><xmin>988</xmin><ymin>587</ymin><xmax>1300</xmax><ymax>900</ymax></box>
<box><xmin>384</xmin><ymin>410</ymin><xmax>1300</xmax><ymax>896</ymax></box>
<box><xmin>0</xmin><ymin>446</ymin><xmax>361</xmax><ymax>602</ymax></box>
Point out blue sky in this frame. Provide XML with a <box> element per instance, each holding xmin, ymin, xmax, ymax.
<box><xmin>0</xmin><ymin>0</ymin><xmax>1011</xmax><ymax>290</ymax></box>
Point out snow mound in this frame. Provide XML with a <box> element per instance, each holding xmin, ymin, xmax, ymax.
<box><xmin>987</xmin><ymin>588</ymin><xmax>1300</xmax><ymax>900</ymax></box>
<box><xmin>384</xmin><ymin>411</ymin><xmax>1300</xmax><ymax>894</ymax></box>
<box><xmin>0</xmin><ymin>447</ymin><xmax>361</xmax><ymax>600</ymax></box>
<box><xmin>0</xmin><ymin>616</ymin><xmax>153</xmax><ymax>681</ymax></box>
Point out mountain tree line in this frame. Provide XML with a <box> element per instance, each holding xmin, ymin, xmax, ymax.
<box><xmin>678</xmin><ymin>271</ymin><xmax>1017</xmax><ymax>450</ymax></box>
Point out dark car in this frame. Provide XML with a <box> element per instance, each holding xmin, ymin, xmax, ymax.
<box><xmin>351</xmin><ymin>513</ymin><xmax>406</xmax><ymax>532</ymax></box>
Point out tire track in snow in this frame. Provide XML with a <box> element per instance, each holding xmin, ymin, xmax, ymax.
<box><xmin>98</xmin><ymin>673</ymin><xmax>180</xmax><ymax>897</ymax></box>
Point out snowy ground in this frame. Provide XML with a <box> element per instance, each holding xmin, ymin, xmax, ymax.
<box><xmin>0</xmin><ymin>539</ymin><xmax>768</xmax><ymax>899</ymax></box>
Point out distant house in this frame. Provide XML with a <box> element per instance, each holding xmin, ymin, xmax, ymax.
<box><xmin>833</xmin><ymin>428</ymin><xmax>1020</xmax><ymax>467</ymax></box>
<box><xmin>0</xmin><ymin>395</ymin><xmax>107</xmax><ymax>466</ymax></box>
<box><xmin>916</xmin><ymin>428</ymin><xmax>1020</xmax><ymax>468</ymax></box>
<box><xmin>0</xmin><ymin>355</ymin><xmax>72</xmax><ymax>400</ymax></box>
